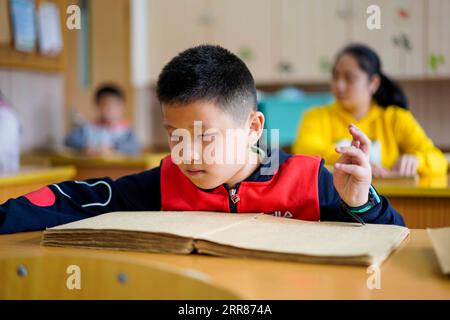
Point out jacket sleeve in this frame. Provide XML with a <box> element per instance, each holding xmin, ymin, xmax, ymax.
<box><xmin>393</xmin><ymin>108</ymin><xmax>448</xmax><ymax>175</ymax></box>
<box><xmin>317</xmin><ymin>162</ymin><xmax>405</xmax><ymax>226</ymax></box>
<box><xmin>0</xmin><ymin>167</ymin><xmax>161</xmax><ymax>234</ymax></box>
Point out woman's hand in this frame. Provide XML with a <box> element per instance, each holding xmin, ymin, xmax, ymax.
<box><xmin>371</xmin><ymin>163</ymin><xmax>391</xmax><ymax>178</ymax></box>
<box><xmin>333</xmin><ymin>124</ymin><xmax>372</xmax><ymax>207</ymax></box>
<box><xmin>392</xmin><ymin>154</ymin><xmax>418</xmax><ymax>177</ymax></box>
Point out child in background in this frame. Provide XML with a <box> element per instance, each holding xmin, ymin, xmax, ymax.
<box><xmin>293</xmin><ymin>44</ymin><xmax>447</xmax><ymax>177</ymax></box>
<box><xmin>0</xmin><ymin>91</ymin><xmax>20</xmax><ymax>174</ymax></box>
<box><xmin>65</xmin><ymin>85</ymin><xmax>140</xmax><ymax>156</ymax></box>
<box><xmin>0</xmin><ymin>45</ymin><xmax>404</xmax><ymax>234</ymax></box>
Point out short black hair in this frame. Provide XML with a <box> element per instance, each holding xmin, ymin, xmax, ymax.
<box><xmin>95</xmin><ymin>84</ymin><xmax>125</xmax><ymax>104</ymax></box>
<box><xmin>156</xmin><ymin>45</ymin><xmax>257</xmax><ymax>122</ymax></box>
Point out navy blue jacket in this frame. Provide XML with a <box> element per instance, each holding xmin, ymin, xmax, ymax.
<box><xmin>0</xmin><ymin>150</ymin><xmax>405</xmax><ymax>234</ymax></box>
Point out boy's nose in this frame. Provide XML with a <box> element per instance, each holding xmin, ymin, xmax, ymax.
<box><xmin>185</xmin><ymin>139</ymin><xmax>202</xmax><ymax>163</ymax></box>
<box><xmin>192</xmin><ymin>149</ymin><xmax>202</xmax><ymax>162</ymax></box>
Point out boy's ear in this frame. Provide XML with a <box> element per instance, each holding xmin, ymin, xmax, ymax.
<box><xmin>248</xmin><ymin>111</ymin><xmax>265</xmax><ymax>145</ymax></box>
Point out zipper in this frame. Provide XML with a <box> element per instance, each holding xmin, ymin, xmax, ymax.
<box><xmin>224</xmin><ymin>183</ymin><xmax>240</xmax><ymax>213</ymax></box>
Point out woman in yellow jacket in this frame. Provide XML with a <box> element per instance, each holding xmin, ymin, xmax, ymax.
<box><xmin>293</xmin><ymin>44</ymin><xmax>447</xmax><ymax>177</ymax></box>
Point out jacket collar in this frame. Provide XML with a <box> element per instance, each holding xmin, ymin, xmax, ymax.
<box><xmin>243</xmin><ymin>148</ymin><xmax>291</xmax><ymax>182</ymax></box>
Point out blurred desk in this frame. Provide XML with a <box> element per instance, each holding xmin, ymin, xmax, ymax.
<box><xmin>373</xmin><ymin>174</ymin><xmax>450</xmax><ymax>229</ymax></box>
<box><xmin>0</xmin><ymin>230</ymin><xmax>448</xmax><ymax>299</ymax></box>
<box><xmin>50</xmin><ymin>152</ymin><xmax>168</xmax><ymax>180</ymax></box>
<box><xmin>0</xmin><ymin>166</ymin><xmax>76</xmax><ymax>204</ymax></box>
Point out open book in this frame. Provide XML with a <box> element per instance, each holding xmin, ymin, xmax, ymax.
<box><xmin>42</xmin><ymin>211</ymin><xmax>410</xmax><ymax>266</ymax></box>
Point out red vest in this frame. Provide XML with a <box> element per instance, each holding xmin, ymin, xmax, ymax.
<box><xmin>160</xmin><ymin>155</ymin><xmax>321</xmax><ymax>220</ymax></box>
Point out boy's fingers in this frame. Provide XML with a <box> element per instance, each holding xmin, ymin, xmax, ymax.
<box><xmin>335</xmin><ymin>146</ymin><xmax>368</xmax><ymax>166</ymax></box>
<box><xmin>349</xmin><ymin>124</ymin><xmax>371</xmax><ymax>155</ymax></box>
<box><xmin>334</xmin><ymin>163</ymin><xmax>365</xmax><ymax>177</ymax></box>
<box><xmin>351</xmin><ymin>139</ymin><xmax>360</xmax><ymax>148</ymax></box>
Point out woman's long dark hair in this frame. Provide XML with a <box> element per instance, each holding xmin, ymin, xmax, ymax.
<box><xmin>336</xmin><ymin>44</ymin><xmax>409</xmax><ymax>109</ymax></box>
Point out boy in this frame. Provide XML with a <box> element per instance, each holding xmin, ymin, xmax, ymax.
<box><xmin>0</xmin><ymin>45</ymin><xmax>404</xmax><ymax>234</ymax></box>
<box><xmin>65</xmin><ymin>84</ymin><xmax>140</xmax><ymax>156</ymax></box>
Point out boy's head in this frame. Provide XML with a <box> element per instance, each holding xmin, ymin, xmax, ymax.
<box><xmin>157</xmin><ymin>45</ymin><xmax>264</xmax><ymax>189</ymax></box>
<box><xmin>94</xmin><ymin>85</ymin><xmax>125</xmax><ymax>125</ymax></box>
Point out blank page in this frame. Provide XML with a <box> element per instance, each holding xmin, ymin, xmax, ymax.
<box><xmin>47</xmin><ymin>211</ymin><xmax>262</xmax><ymax>239</ymax></box>
<box><xmin>198</xmin><ymin>214</ymin><xmax>410</xmax><ymax>265</ymax></box>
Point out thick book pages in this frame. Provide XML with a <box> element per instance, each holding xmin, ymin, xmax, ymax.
<box><xmin>428</xmin><ymin>227</ymin><xmax>450</xmax><ymax>275</ymax></box>
<box><xmin>42</xmin><ymin>211</ymin><xmax>410</xmax><ymax>266</ymax></box>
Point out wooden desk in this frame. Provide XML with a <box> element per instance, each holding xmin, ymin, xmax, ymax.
<box><xmin>373</xmin><ymin>175</ymin><xmax>450</xmax><ymax>229</ymax></box>
<box><xmin>0</xmin><ymin>166</ymin><xmax>76</xmax><ymax>204</ymax></box>
<box><xmin>50</xmin><ymin>152</ymin><xmax>168</xmax><ymax>180</ymax></box>
<box><xmin>0</xmin><ymin>230</ymin><xmax>448</xmax><ymax>299</ymax></box>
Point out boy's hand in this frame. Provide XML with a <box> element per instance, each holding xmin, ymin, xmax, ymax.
<box><xmin>333</xmin><ymin>124</ymin><xmax>372</xmax><ymax>207</ymax></box>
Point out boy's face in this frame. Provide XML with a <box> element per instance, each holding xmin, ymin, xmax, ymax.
<box><xmin>96</xmin><ymin>95</ymin><xmax>125</xmax><ymax>125</ymax></box>
<box><xmin>163</xmin><ymin>101</ymin><xmax>260</xmax><ymax>190</ymax></box>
